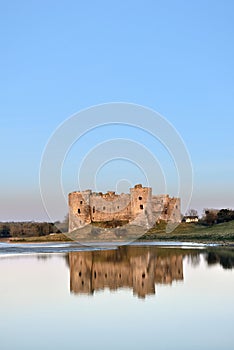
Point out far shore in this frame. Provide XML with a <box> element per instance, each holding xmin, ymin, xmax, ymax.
<box><xmin>1</xmin><ymin>220</ymin><xmax>234</xmax><ymax>246</ymax></box>
<box><xmin>1</xmin><ymin>238</ymin><xmax>233</xmax><ymax>247</ymax></box>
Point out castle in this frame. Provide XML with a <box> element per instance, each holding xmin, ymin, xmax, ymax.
<box><xmin>69</xmin><ymin>247</ymin><xmax>183</xmax><ymax>298</ymax></box>
<box><xmin>68</xmin><ymin>184</ymin><xmax>181</xmax><ymax>232</ymax></box>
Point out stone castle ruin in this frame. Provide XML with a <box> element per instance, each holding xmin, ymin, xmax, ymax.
<box><xmin>68</xmin><ymin>184</ymin><xmax>181</xmax><ymax>232</ymax></box>
<box><xmin>69</xmin><ymin>248</ymin><xmax>183</xmax><ymax>298</ymax></box>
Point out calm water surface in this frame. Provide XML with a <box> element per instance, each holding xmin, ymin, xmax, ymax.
<box><xmin>0</xmin><ymin>243</ymin><xmax>233</xmax><ymax>350</ymax></box>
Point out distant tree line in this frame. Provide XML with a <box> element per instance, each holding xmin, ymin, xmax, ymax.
<box><xmin>202</xmin><ymin>208</ymin><xmax>234</xmax><ymax>226</ymax></box>
<box><xmin>0</xmin><ymin>221</ymin><xmax>68</xmax><ymax>238</ymax></box>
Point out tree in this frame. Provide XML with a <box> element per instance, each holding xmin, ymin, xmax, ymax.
<box><xmin>0</xmin><ymin>225</ymin><xmax>10</xmax><ymax>237</ymax></box>
<box><xmin>217</xmin><ymin>209</ymin><xmax>234</xmax><ymax>223</ymax></box>
<box><xmin>203</xmin><ymin>209</ymin><xmax>217</xmax><ymax>226</ymax></box>
<box><xmin>54</xmin><ymin>214</ymin><xmax>69</xmax><ymax>233</ymax></box>
<box><xmin>186</xmin><ymin>209</ymin><xmax>198</xmax><ymax>217</ymax></box>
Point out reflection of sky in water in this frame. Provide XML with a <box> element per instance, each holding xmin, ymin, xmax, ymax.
<box><xmin>0</xmin><ymin>247</ymin><xmax>234</xmax><ymax>350</ymax></box>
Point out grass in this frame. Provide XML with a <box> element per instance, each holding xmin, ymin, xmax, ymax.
<box><xmin>141</xmin><ymin>220</ymin><xmax>234</xmax><ymax>244</ymax></box>
<box><xmin>9</xmin><ymin>233</ymin><xmax>72</xmax><ymax>243</ymax></box>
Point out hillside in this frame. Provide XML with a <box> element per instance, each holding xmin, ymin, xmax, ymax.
<box><xmin>142</xmin><ymin>220</ymin><xmax>234</xmax><ymax>244</ymax></box>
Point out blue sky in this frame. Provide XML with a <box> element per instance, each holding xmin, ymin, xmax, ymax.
<box><xmin>1</xmin><ymin>0</ymin><xmax>234</xmax><ymax>221</ymax></box>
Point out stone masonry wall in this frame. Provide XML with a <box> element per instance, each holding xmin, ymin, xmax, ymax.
<box><xmin>151</xmin><ymin>195</ymin><xmax>181</xmax><ymax>223</ymax></box>
<box><xmin>68</xmin><ymin>184</ymin><xmax>181</xmax><ymax>231</ymax></box>
<box><xmin>90</xmin><ymin>192</ymin><xmax>131</xmax><ymax>222</ymax></box>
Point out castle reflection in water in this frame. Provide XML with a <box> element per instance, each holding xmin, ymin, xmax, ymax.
<box><xmin>68</xmin><ymin>246</ymin><xmax>184</xmax><ymax>298</ymax></box>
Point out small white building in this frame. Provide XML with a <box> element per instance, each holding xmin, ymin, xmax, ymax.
<box><xmin>182</xmin><ymin>215</ymin><xmax>199</xmax><ymax>223</ymax></box>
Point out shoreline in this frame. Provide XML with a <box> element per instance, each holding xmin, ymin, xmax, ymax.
<box><xmin>1</xmin><ymin>221</ymin><xmax>234</xmax><ymax>246</ymax></box>
<box><xmin>1</xmin><ymin>237</ymin><xmax>234</xmax><ymax>247</ymax></box>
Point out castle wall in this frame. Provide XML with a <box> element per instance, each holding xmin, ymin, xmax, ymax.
<box><xmin>90</xmin><ymin>192</ymin><xmax>131</xmax><ymax>222</ymax></box>
<box><xmin>167</xmin><ymin>197</ymin><xmax>181</xmax><ymax>223</ymax></box>
<box><xmin>130</xmin><ymin>184</ymin><xmax>154</xmax><ymax>228</ymax></box>
<box><xmin>68</xmin><ymin>190</ymin><xmax>91</xmax><ymax>231</ymax></box>
<box><xmin>151</xmin><ymin>194</ymin><xmax>169</xmax><ymax>222</ymax></box>
<box><xmin>68</xmin><ymin>184</ymin><xmax>181</xmax><ymax>232</ymax></box>
<box><xmin>151</xmin><ymin>195</ymin><xmax>181</xmax><ymax>223</ymax></box>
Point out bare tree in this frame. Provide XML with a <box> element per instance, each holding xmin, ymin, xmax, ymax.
<box><xmin>203</xmin><ymin>209</ymin><xmax>218</xmax><ymax>226</ymax></box>
<box><xmin>186</xmin><ymin>209</ymin><xmax>198</xmax><ymax>217</ymax></box>
<box><xmin>63</xmin><ymin>213</ymin><xmax>69</xmax><ymax>225</ymax></box>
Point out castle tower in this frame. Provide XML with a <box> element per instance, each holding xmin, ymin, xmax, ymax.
<box><xmin>151</xmin><ymin>195</ymin><xmax>181</xmax><ymax>223</ymax></box>
<box><xmin>167</xmin><ymin>197</ymin><xmax>181</xmax><ymax>223</ymax></box>
<box><xmin>130</xmin><ymin>184</ymin><xmax>154</xmax><ymax>228</ymax></box>
<box><xmin>68</xmin><ymin>190</ymin><xmax>92</xmax><ymax>232</ymax></box>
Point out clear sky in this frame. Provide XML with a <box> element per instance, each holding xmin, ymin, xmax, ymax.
<box><xmin>1</xmin><ymin>0</ymin><xmax>234</xmax><ymax>221</ymax></box>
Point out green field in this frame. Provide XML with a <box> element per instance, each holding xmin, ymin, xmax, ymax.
<box><xmin>141</xmin><ymin>220</ymin><xmax>234</xmax><ymax>244</ymax></box>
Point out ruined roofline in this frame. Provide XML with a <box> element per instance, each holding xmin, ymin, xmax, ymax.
<box><xmin>69</xmin><ymin>191</ymin><xmax>179</xmax><ymax>200</ymax></box>
<box><xmin>130</xmin><ymin>183</ymin><xmax>149</xmax><ymax>190</ymax></box>
<box><xmin>68</xmin><ymin>185</ymin><xmax>180</xmax><ymax>203</ymax></box>
<box><xmin>69</xmin><ymin>189</ymin><xmax>92</xmax><ymax>194</ymax></box>
<box><xmin>69</xmin><ymin>184</ymin><xmax>152</xmax><ymax>197</ymax></box>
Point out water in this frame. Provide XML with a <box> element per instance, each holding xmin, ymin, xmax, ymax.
<box><xmin>0</xmin><ymin>243</ymin><xmax>233</xmax><ymax>349</ymax></box>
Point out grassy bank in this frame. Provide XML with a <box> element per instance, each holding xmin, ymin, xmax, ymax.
<box><xmin>141</xmin><ymin>220</ymin><xmax>234</xmax><ymax>244</ymax></box>
<box><xmin>6</xmin><ymin>220</ymin><xmax>234</xmax><ymax>245</ymax></box>
<box><xmin>8</xmin><ymin>233</ymin><xmax>72</xmax><ymax>243</ymax></box>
